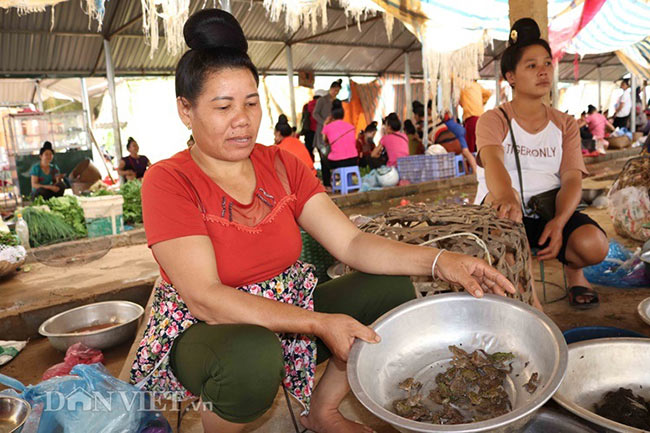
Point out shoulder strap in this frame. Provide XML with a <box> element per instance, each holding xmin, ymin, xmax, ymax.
<box><xmin>498</xmin><ymin>106</ymin><xmax>525</xmax><ymax>206</ymax></box>
<box><xmin>390</xmin><ymin>132</ymin><xmax>409</xmax><ymax>143</ymax></box>
<box><xmin>330</xmin><ymin>127</ymin><xmax>355</xmax><ymax>146</ymax></box>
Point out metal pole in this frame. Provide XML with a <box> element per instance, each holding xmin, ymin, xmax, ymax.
<box><xmin>631</xmin><ymin>74</ymin><xmax>637</xmax><ymax>132</ymax></box>
<box><xmin>285</xmin><ymin>44</ymin><xmax>297</xmax><ymax>127</ymax></box>
<box><xmin>404</xmin><ymin>51</ymin><xmax>412</xmax><ymax>121</ymax></box>
<box><xmin>104</xmin><ymin>38</ymin><xmax>122</xmax><ymax>161</ymax></box>
<box><xmin>80</xmin><ymin>77</ymin><xmax>92</xmax><ymax>130</ymax></box>
<box><xmin>422</xmin><ymin>46</ymin><xmax>428</xmax><ymax>148</ymax></box>
<box><xmin>552</xmin><ymin>66</ymin><xmax>559</xmax><ymax>108</ymax></box>
<box><xmin>597</xmin><ymin>66</ymin><xmax>602</xmax><ymax>111</ymax></box>
<box><xmin>36</xmin><ymin>80</ymin><xmax>44</xmax><ymax>112</ymax></box>
<box><xmin>495</xmin><ymin>60</ymin><xmax>501</xmax><ymax>106</ymax></box>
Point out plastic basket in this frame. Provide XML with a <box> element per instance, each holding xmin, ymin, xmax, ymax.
<box><xmin>396</xmin><ymin>154</ymin><xmax>456</xmax><ymax>184</ymax></box>
<box><xmin>299</xmin><ymin>230</ymin><xmax>335</xmax><ymax>283</ymax></box>
<box><xmin>77</xmin><ymin>195</ymin><xmax>124</xmax><ymax>238</ymax></box>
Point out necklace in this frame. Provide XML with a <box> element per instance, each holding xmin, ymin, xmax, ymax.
<box><xmin>511</xmin><ymin>102</ymin><xmax>548</xmax><ymax>132</ymax></box>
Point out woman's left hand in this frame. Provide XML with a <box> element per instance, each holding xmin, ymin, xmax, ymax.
<box><xmin>536</xmin><ymin>218</ymin><xmax>563</xmax><ymax>261</ymax></box>
<box><xmin>434</xmin><ymin>250</ymin><xmax>516</xmax><ymax>298</ymax></box>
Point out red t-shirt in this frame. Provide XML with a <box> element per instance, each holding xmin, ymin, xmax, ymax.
<box><xmin>277</xmin><ymin>136</ymin><xmax>316</xmax><ymax>176</ymax></box>
<box><xmin>142</xmin><ymin>144</ymin><xmax>325</xmax><ymax>287</ymax></box>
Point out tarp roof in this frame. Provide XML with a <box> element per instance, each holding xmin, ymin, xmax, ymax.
<box><xmin>0</xmin><ymin>0</ymin><xmax>631</xmax><ymax>81</ymax></box>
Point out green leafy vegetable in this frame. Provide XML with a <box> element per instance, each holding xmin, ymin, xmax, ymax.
<box><xmin>45</xmin><ymin>196</ymin><xmax>87</xmax><ymax>237</ymax></box>
<box><xmin>0</xmin><ymin>231</ymin><xmax>19</xmax><ymax>247</ymax></box>
<box><xmin>90</xmin><ymin>189</ymin><xmax>116</xmax><ymax>197</ymax></box>
<box><xmin>22</xmin><ymin>207</ymin><xmax>79</xmax><ymax>247</ymax></box>
<box><xmin>120</xmin><ymin>180</ymin><xmax>142</xmax><ymax>224</ymax></box>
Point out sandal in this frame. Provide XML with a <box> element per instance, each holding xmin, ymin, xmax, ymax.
<box><xmin>568</xmin><ymin>286</ymin><xmax>599</xmax><ymax>310</ymax></box>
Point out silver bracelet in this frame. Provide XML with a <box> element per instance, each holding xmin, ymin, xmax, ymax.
<box><xmin>431</xmin><ymin>249</ymin><xmax>446</xmax><ymax>279</ymax></box>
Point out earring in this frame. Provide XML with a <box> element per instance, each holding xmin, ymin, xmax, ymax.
<box><xmin>186</xmin><ymin>124</ymin><xmax>191</xmax><ymax>130</ymax></box>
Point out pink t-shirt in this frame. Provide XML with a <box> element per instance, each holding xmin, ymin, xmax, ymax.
<box><xmin>380</xmin><ymin>132</ymin><xmax>410</xmax><ymax>166</ymax></box>
<box><xmin>585</xmin><ymin>112</ymin><xmax>607</xmax><ymax>139</ymax></box>
<box><xmin>322</xmin><ymin>120</ymin><xmax>358</xmax><ymax>161</ymax></box>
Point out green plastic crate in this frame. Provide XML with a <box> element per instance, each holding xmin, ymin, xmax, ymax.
<box><xmin>299</xmin><ymin>230</ymin><xmax>336</xmax><ymax>283</ymax></box>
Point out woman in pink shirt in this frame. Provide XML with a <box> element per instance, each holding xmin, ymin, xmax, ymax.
<box><xmin>585</xmin><ymin>105</ymin><xmax>614</xmax><ymax>154</ymax></box>
<box><xmin>373</xmin><ymin>113</ymin><xmax>409</xmax><ymax>166</ymax></box>
<box><xmin>321</xmin><ymin>100</ymin><xmax>358</xmax><ymax>169</ymax></box>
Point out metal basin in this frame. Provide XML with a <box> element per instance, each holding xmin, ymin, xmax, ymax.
<box><xmin>638</xmin><ymin>297</ymin><xmax>650</xmax><ymax>327</ymax></box>
<box><xmin>39</xmin><ymin>301</ymin><xmax>144</xmax><ymax>351</ymax></box>
<box><xmin>522</xmin><ymin>408</ymin><xmax>598</xmax><ymax>432</ymax></box>
<box><xmin>348</xmin><ymin>293</ymin><xmax>567</xmax><ymax>433</ymax></box>
<box><xmin>553</xmin><ymin>338</ymin><xmax>650</xmax><ymax>433</ymax></box>
<box><xmin>0</xmin><ymin>396</ymin><xmax>30</xmax><ymax>433</ymax></box>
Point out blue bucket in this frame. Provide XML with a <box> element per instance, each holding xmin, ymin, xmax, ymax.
<box><xmin>563</xmin><ymin>326</ymin><xmax>647</xmax><ymax>345</ymax></box>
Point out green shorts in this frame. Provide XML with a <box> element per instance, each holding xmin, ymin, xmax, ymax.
<box><xmin>170</xmin><ymin>272</ymin><xmax>415</xmax><ymax>423</ymax></box>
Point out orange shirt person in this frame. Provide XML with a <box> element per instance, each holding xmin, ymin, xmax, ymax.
<box><xmin>274</xmin><ymin>117</ymin><xmax>316</xmax><ymax>176</ymax></box>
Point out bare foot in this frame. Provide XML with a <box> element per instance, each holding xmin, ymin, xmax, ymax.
<box><xmin>300</xmin><ymin>409</ymin><xmax>374</xmax><ymax>433</ymax></box>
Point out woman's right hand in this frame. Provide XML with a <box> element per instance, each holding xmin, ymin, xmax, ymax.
<box><xmin>490</xmin><ymin>192</ymin><xmax>522</xmax><ymax>223</ymax></box>
<box><xmin>314</xmin><ymin>313</ymin><xmax>381</xmax><ymax>362</ymax></box>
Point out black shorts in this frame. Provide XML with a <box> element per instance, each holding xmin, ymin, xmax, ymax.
<box><xmin>523</xmin><ymin>212</ymin><xmax>605</xmax><ymax>264</ymax></box>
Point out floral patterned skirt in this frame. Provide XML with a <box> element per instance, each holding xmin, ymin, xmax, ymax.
<box><xmin>129</xmin><ymin>260</ymin><xmax>319</xmax><ymax>413</ymax></box>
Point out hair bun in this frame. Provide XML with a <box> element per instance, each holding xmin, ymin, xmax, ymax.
<box><xmin>184</xmin><ymin>9</ymin><xmax>248</xmax><ymax>53</ymax></box>
<box><xmin>42</xmin><ymin>141</ymin><xmax>53</xmax><ymax>150</ymax></box>
<box><xmin>277</xmin><ymin>114</ymin><xmax>289</xmax><ymax>124</ymax></box>
<box><xmin>509</xmin><ymin>18</ymin><xmax>541</xmax><ymax>46</ymax></box>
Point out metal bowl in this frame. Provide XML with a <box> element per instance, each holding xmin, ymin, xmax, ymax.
<box><xmin>0</xmin><ymin>396</ymin><xmax>31</xmax><ymax>433</ymax></box>
<box><xmin>39</xmin><ymin>300</ymin><xmax>144</xmax><ymax>351</ymax></box>
<box><xmin>553</xmin><ymin>338</ymin><xmax>650</xmax><ymax>433</ymax></box>
<box><xmin>581</xmin><ymin>188</ymin><xmax>605</xmax><ymax>205</ymax></box>
<box><xmin>348</xmin><ymin>293</ymin><xmax>568</xmax><ymax>433</ymax></box>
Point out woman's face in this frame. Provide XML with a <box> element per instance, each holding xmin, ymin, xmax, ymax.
<box><xmin>273</xmin><ymin>130</ymin><xmax>283</xmax><ymax>144</ymax></box>
<box><xmin>366</xmin><ymin>130</ymin><xmax>376</xmax><ymax>140</ymax></box>
<box><xmin>329</xmin><ymin>86</ymin><xmax>340</xmax><ymax>99</ymax></box>
<box><xmin>507</xmin><ymin>45</ymin><xmax>553</xmax><ymax>99</ymax></box>
<box><xmin>128</xmin><ymin>141</ymin><xmax>139</xmax><ymax>154</ymax></box>
<box><xmin>178</xmin><ymin>68</ymin><xmax>262</xmax><ymax>162</ymax></box>
<box><xmin>40</xmin><ymin>149</ymin><xmax>53</xmax><ymax>164</ymax></box>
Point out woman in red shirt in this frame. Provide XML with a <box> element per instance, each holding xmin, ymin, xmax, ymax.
<box><xmin>129</xmin><ymin>9</ymin><xmax>515</xmax><ymax>433</ymax></box>
<box><xmin>274</xmin><ymin>115</ymin><xmax>316</xmax><ymax>176</ymax></box>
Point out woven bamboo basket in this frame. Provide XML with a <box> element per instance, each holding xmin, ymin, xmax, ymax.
<box><xmin>606</xmin><ymin>135</ymin><xmax>631</xmax><ymax>149</ymax></box>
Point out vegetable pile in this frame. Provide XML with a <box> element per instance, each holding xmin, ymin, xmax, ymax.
<box><xmin>34</xmin><ymin>196</ymin><xmax>87</xmax><ymax>237</ymax></box>
<box><xmin>22</xmin><ymin>207</ymin><xmax>79</xmax><ymax>247</ymax></box>
<box><xmin>119</xmin><ymin>180</ymin><xmax>143</xmax><ymax>224</ymax></box>
<box><xmin>0</xmin><ymin>232</ymin><xmax>19</xmax><ymax>247</ymax></box>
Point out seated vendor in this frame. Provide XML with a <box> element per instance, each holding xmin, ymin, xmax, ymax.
<box><xmin>118</xmin><ymin>137</ymin><xmax>150</xmax><ymax>181</ymax></box>
<box><xmin>30</xmin><ymin>142</ymin><xmax>66</xmax><ymax>200</ymax></box>
<box><xmin>274</xmin><ymin>115</ymin><xmax>316</xmax><ymax>176</ymax></box>
<box><xmin>474</xmin><ymin>18</ymin><xmax>608</xmax><ymax>311</ymax></box>
<box><xmin>129</xmin><ymin>9</ymin><xmax>516</xmax><ymax>433</ymax></box>
<box><xmin>372</xmin><ymin>113</ymin><xmax>409</xmax><ymax>167</ymax></box>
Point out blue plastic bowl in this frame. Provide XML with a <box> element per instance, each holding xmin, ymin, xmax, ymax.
<box><xmin>563</xmin><ymin>326</ymin><xmax>647</xmax><ymax>345</ymax></box>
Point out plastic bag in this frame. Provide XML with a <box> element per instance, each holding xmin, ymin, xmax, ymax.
<box><xmin>42</xmin><ymin>343</ymin><xmax>104</xmax><ymax>380</ymax></box>
<box><xmin>583</xmin><ymin>240</ymin><xmax>650</xmax><ymax>288</ymax></box>
<box><xmin>608</xmin><ymin>185</ymin><xmax>650</xmax><ymax>241</ymax></box>
<box><xmin>0</xmin><ymin>363</ymin><xmax>172</xmax><ymax>433</ymax></box>
<box><xmin>360</xmin><ymin>169</ymin><xmax>382</xmax><ymax>192</ymax></box>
